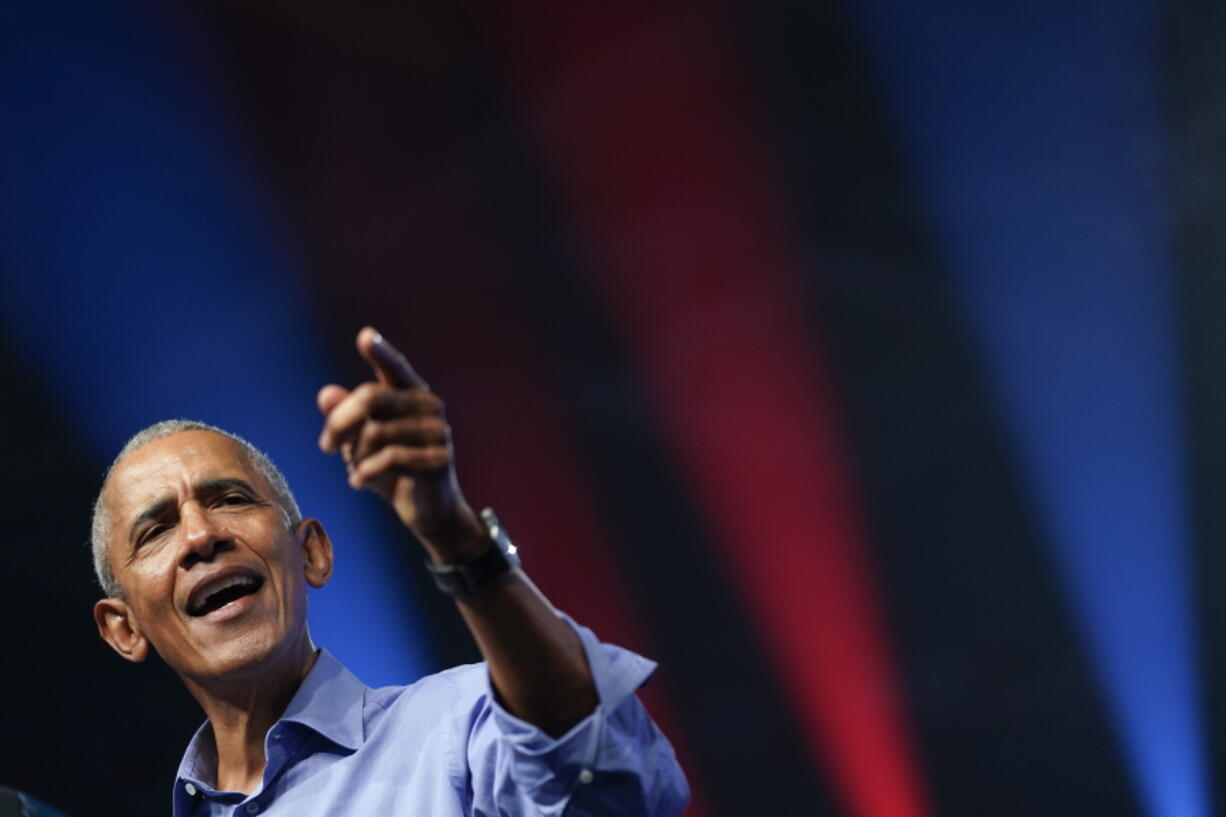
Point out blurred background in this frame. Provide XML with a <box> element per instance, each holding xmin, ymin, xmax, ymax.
<box><xmin>2</xmin><ymin>0</ymin><xmax>1225</xmax><ymax>815</ymax></box>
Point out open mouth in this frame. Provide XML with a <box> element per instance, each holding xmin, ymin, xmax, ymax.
<box><xmin>187</xmin><ymin>573</ymin><xmax>265</xmax><ymax>617</ymax></box>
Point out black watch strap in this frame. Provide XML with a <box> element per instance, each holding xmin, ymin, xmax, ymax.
<box><xmin>425</xmin><ymin>508</ymin><xmax>521</xmax><ymax>596</ymax></box>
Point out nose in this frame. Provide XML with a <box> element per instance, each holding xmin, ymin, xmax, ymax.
<box><xmin>178</xmin><ymin>501</ymin><xmax>232</xmax><ymax>568</ymax></box>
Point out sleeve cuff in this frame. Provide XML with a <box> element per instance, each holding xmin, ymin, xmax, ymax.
<box><xmin>474</xmin><ymin>611</ymin><xmax>662</xmax><ymax>810</ymax></box>
<box><xmin>486</xmin><ymin>610</ymin><xmax>658</xmax><ymax>750</ymax></box>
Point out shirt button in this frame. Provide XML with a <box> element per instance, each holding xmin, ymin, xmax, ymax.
<box><xmin>578</xmin><ymin>769</ymin><xmax>594</xmax><ymax>785</ymax></box>
<box><xmin>184</xmin><ymin>783</ymin><xmax>197</xmax><ymax>796</ymax></box>
<box><xmin>245</xmin><ymin>802</ymin><xmax>260</xmax><ymax>814</ymax></box>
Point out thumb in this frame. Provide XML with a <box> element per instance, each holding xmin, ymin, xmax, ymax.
<box><xmin>317</xmin><ymin>383</ymin><xmax>350</xmax><ymax>415</ymax></box>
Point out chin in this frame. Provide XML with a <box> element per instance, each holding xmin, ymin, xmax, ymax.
<box><xmin>166</xmin><ymin>592</ymin><xmax>310</xmax><ymax>684</ymax></box>
<box><xmin>188</xmin><ymin>624</ymin><xmax>290</xmax><ymax>681</ymax></box>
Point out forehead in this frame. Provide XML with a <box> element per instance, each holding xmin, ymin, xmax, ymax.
<box><xmin>104</xmin><ymin>431</ymin><xmax>258</xmax><ymax>521</ymax></box>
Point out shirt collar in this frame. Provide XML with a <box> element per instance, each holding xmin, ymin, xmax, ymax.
<box><xmin>176</xmin><ymin>720</ymin><xmax>217</xmax><ymax>789</ymax></box>
<box><xmin>278</xmin><ymin>648</ymin><xmax>367</xmax><ymax>752</ymax></box>
<box><xmin>174</xmin><ymin>648</ymin><xmax>368</xmax><ymax>789</ymax></box>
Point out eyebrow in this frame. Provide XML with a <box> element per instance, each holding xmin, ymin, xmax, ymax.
<box><xmin>126</xmin><ymin>477</ymin><xmax>261</xmax><ymax>551</ymax></box>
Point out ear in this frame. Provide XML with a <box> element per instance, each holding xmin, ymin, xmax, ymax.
<box><xmin>297</xmin><ymin>518</ymin><xmax>334</xmax><ymax>589</ymax></box>
<box><xmin>94</xmin><ymin>597</ymin><xmax>150</xmax><ymax>663</ymax></box>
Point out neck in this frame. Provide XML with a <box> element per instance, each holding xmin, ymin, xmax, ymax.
<box><xmin>182</xmin><ymin>634</ymin><xmax>319</xmax><ymax>795</ymax></box>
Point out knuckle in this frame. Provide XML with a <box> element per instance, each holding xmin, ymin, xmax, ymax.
<box><xmin>381</xmin><ymin>418</ymin><xmax>416</xmax><ymax>442</ymax></box>
<box><xmin>352</xmin><ymin>382</ymin><xmax>381</xmax><ymax>404</ymax></box>
<box><xmin>325</xmin><ymin>411</ymin><xmax>350</xmax><ymax>435</ymax></box>
<box><xmin>403</xmin><ymin>416</ymin><xmax>430</xmax><ymax>433</ymax></box>
<box><xmin>371</xmin><ymin>389</ymin><xmax>409</xmax><ymax>419</ymax></box>
<box><xmin>361</xmin><ymin>448</ymin><xmax>391</xmax><ymax>473</ymax></box>
<box><xmin>362</xmin><ymin>420</ymin><xmax>388</xmax><ymax>446</ymax></box>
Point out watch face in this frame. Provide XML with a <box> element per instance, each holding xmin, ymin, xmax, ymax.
<box><xmin>481</xmin><ymin>507</ymin><xmax>520</xmax><ymax>562</ymax></box>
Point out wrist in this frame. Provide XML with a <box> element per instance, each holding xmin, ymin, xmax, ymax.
<box><xmin>424</xmin><ymin>507</ymin><xmax>522</xmax><ymax>597</ymax></box>
<box><xmin>417</xmin><ymin>504</ymin><xmax>488</xmax><ymax>564</ymax></box>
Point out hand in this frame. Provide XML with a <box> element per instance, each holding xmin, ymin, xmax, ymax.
<box><xmin>317</xmin><ymin>327</ymin><xmax>483</xmax><ymax>559</ymax></box>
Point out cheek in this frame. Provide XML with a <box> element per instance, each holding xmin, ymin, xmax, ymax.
<box><xmin>247</xmin><ymin>533</ymin><xmax>309</xmax><ymax>601</ymax></box>
<box><xmin>123</xmin><ymin>559</ymin><xmax>178</xmax><ymax>608</ymax></box>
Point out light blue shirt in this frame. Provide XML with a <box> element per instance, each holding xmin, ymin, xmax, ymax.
<box><xmin>172</xmin><ymin>617</ymin><xmax>690</xmax><ymax>816</ymax></box>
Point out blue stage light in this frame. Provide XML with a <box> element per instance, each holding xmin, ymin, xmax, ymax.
<box><xmin>0</xmin><ymin>0</ymin><xmax>431</xmax><ymax>686</ymax></box>
<box><xmin>840</xmin><ymin>2</ymin><xmax>1208</xmax><ymax>816</ymax></box>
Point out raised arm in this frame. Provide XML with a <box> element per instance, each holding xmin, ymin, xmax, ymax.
<box><xmin>316</xmin><ymin>327</ymin><xmax>596</xmax><ymax>736</ymax></box>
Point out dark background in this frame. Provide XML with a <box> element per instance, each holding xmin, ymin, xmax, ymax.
<box><xmin>3</xmin><ymin>1</ymin><xmax>1226</xmax><ymax>816</ymax></box>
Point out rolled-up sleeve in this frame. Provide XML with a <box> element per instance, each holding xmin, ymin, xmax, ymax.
<box><xmin>460</xmin><ymin>614</ymin><xmax>690</xmax><ymax>817</ymax></box>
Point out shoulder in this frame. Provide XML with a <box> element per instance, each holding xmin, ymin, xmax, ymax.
<box><xmin>353</xmin><ymin>661</ymin><xmax>497</xmax><ymax>787</ymax></box>
<box><xmin>363</xmin><ymin>661</ymin><xmax>495</xmax><ymax>733</ymax></box>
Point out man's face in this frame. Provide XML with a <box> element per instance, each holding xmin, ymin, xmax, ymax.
<box><xmin>98</xmin><ymin>430</ymin><xmax>324</xmax><ymax>681</ymax></box>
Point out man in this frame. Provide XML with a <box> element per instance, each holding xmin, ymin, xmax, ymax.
<box><xmin>90</xmin><ymin>327</ymin><xmax>689</xmax><ymax>816</ymax></box>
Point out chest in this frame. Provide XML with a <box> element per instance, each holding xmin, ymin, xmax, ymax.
<box><xmin>187</xmin><ymin>724</ymin><xmax>470</xmax><ymax>817</ymax></box>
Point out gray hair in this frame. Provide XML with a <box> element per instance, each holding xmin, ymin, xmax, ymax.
<box><xmin>91</xmin><ymin>419</ymin><xmax>302</xmax><ymax>598</ymax></box>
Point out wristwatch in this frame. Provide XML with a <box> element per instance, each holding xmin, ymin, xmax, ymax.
<box><xmin>424</xmin><ymin>507</ymin><xmax>521</xmax><ymax>596</ymax></box>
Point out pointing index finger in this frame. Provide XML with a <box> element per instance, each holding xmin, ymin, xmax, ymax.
<box><xmin>358</xmin><ymin>326</ymin><xmax>429</xmax><ymax>391</ymax></box>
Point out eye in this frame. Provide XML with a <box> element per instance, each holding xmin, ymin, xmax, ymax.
<box><xmin>217</xmin><ymin>493</ymin><xmax>252</xmax><ymax>507</ymax></box>
<box><xmin>138</xmin><ymin>524</ymin><xmax>169</xmax><ymax>547</ymax></box>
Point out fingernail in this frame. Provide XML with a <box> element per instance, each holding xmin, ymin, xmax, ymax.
<box><xmin>371</xmin><ymin>330</ymin><xmax>384</xmax><ymax>347</ymax></box>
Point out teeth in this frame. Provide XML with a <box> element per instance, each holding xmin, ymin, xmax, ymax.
<box><xmin>210</xmin><ymin>575</ymin><xmax>255</xmax><ymax>596</ymax></box>
<box><xmin>191</xmin><ymin>574</ymin><xmax>258</xmax><ymax>614</ymax></box>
